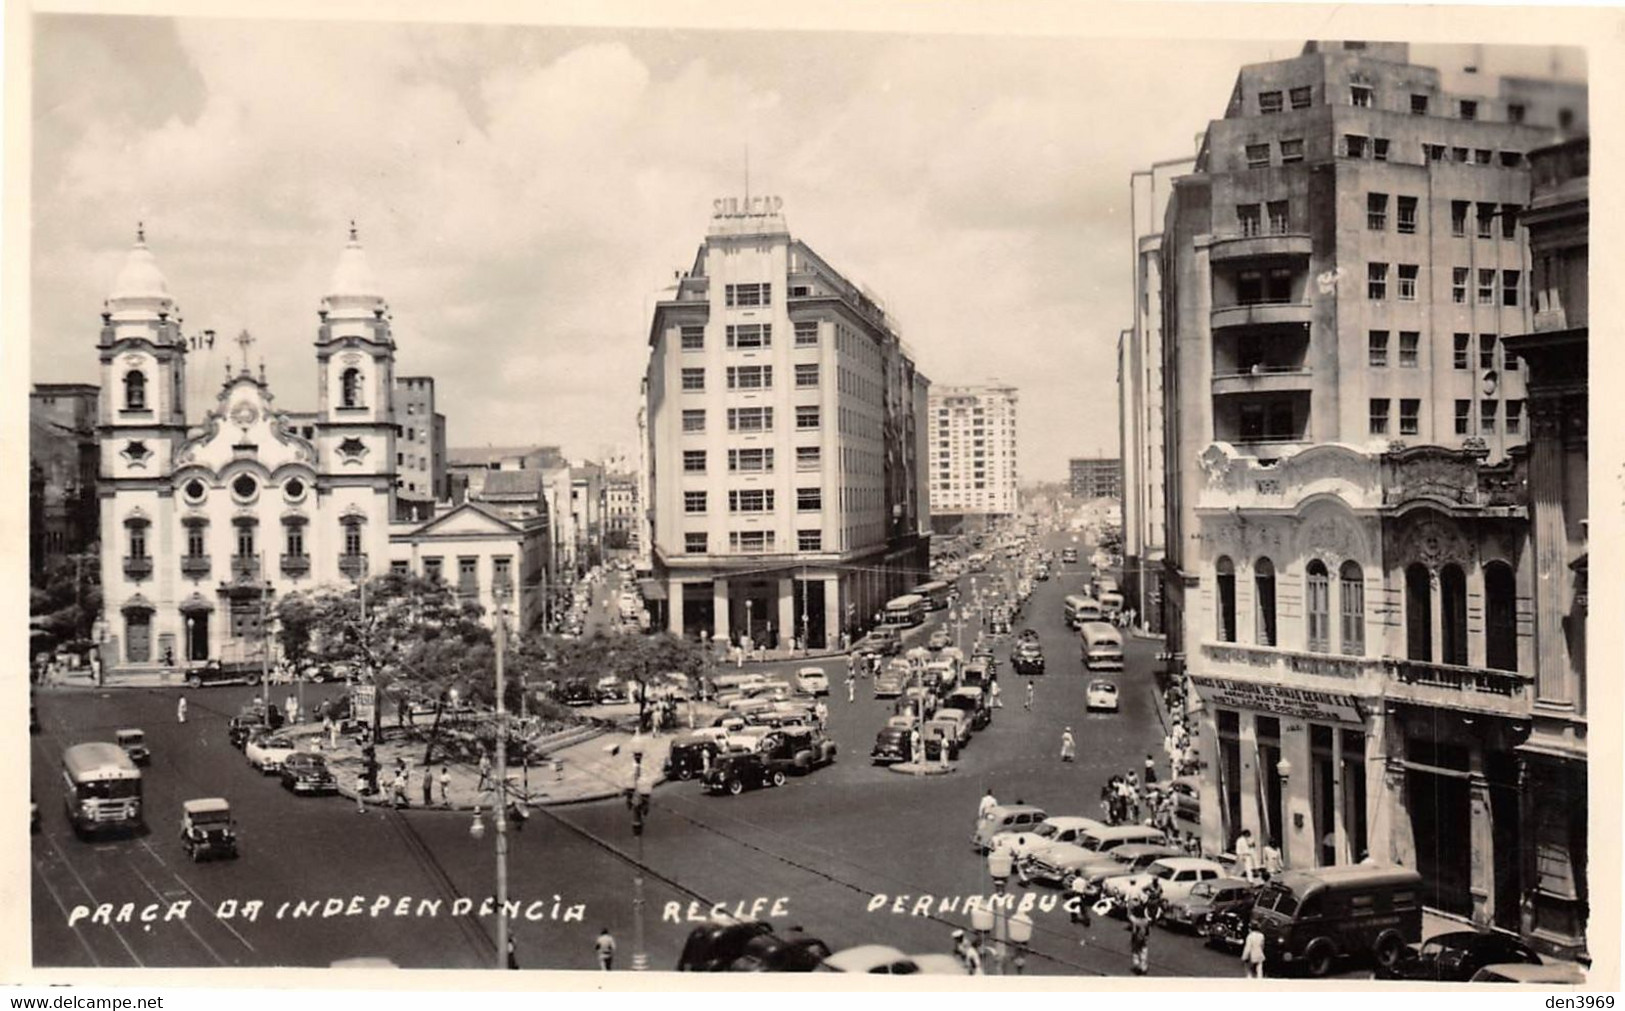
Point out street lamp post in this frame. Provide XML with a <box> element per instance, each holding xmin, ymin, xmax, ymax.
<box><xmin>627</xmin><ymin>738</ymin><xmax>651</xmax><ymax>971</ymax></box>
<box><xmin>492</xmin><ymin>587</ymin><xmax>512</xmax><ymax>970</ymax></box>
<box><xmin>987</xmin><ymin>849</ymin><xmax>1013</xmax><ymax>975</ymax></box>
<box><xmin>1009</xmin><ymin>910</ymin><xmax>1033</xmax><ymax>974</ymax></box>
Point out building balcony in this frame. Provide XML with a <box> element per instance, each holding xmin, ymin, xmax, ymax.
<box><xmin>123</xmin><ymin>556</ymin><xmax>154</xmax><ymax>580</ymax></box>
<box><xmin>180</xmin><ymin>554</ymin><xmax>212</xmax><ymax>578</ymax></box>
<box><xmin>1208</xmin><ymin>232</ymin><xmax>1312</xmax><ymax>264</ymax></box>
<box><xmin>1382</xmin><ymin>657</ymin><xmax>1534</xmax><ymax>717</ymax></box>
<box><xmin>1200</xmin><ymin>641</ymin><xmax>1374</xmax><ymax>682</ymax></box>
<box><xmin>281</xmin><ymin>553</ymin><xmax>311</xmax><ymax>578</ymax></box>
<box><xmin>1211</xmin><ymin>301</ymin><xmax>1313</xmax><ymax>332</ymax></box>
<box><xmin>338</xmin><ymin>553</ymin><xmax>369</xmax><ymax>580</ymax></box>
<box><xmin>230</xmin><ymin>555</ymin><xmax>260</xmax><ymax>581</ymax></box>
<box><xmin>1211</xmin><ymin>366</ymin><xmax>1314</xmax><ymax>396</ymax></box>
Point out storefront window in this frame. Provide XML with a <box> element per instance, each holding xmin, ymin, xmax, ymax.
<box><xmin>1217</xmin><ymin>710</ymin><xmax>1243</xmax><ymax>847</ymax></box>
<box><xmin>1341</xmin><ymin>729</ymin><xmax>1368</xmax><ymax>862</ymax></box>
<box><xmin>1312</xmin><ymin>725</ymin><xmax>1336</xmax><ymax>865</ymax></box>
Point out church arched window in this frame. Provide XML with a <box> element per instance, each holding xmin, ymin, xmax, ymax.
<box><xmin>124</xmin><ymin>370</ymin><xmax>147</xmax><ymax>410</ymax></box>
<box><xmin>341</xmin><ymin>368</ymin><xmax>363</xmax><ymax>409</ymax></box>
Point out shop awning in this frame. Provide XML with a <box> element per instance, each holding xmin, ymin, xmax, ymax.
<box><xmin>637</xmin><ymin>579</ymin><xmax>667</xmax><ymax>601</ymax></box>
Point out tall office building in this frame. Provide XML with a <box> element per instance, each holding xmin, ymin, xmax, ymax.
<box><xmin>393</xmin><ymin>376</ymin><xmax>446</xmax><ymax>521</ymax></box>
<box><xmin>1157</xmin><ymin>41</ymin><xmax>1586</xmax><ymax>954</ymax></box>
<box><xmin>927</xmin><ymin>383</ymin><xmax>1019</xmax><ymax>528</ymax></box>
<box><xmin>645</xmin><ymin>198</ymin><xmax>930</xmax><ymax>651</ymax></box>
<box><xmin>1068</xmin><ymin>457</ymin><xmax>1121</xmax><ymax>500</ymax></box>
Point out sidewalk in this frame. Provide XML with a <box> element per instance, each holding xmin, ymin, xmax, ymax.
<box><xmin>329</xmin><ymin>728</ymin><xmax>677</xmax><ymax>811</ymax></box>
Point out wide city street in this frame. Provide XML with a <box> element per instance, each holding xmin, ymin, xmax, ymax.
<box><xmin>31</xmin><ymin>530</ymin><xmax>1345</xmax><ymax>976</ymax></box>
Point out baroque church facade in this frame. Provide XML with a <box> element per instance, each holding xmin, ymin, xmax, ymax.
<box><xmin>97</xmin><ymin>228</ymin><xmax>540</xmax><ymax>676</ymax></box>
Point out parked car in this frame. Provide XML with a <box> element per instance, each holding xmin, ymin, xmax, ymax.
<box><xmin>940</xmin><ymin>686</ymin><xmax>990</xmax><ymax>730</ymax></box>
<box><xmin>1375</xmin><ymin>930</ymin><xmax>1544</xmax><ymax>983</ymax></box>
<box><xmin>997</xmin><ymin>816</ymin><xmax>1107</xmax><ymax>864</ymax></box>
<box><xmin>180</xmin><ymin>797</ymin><xmax>238</xmax><ymax>862</ymax></box>
<box><xmin>676</xmin><ymin>920</ymin><xmax>832</xmax><ymax>972</ymax></box>
<box><xmin>819</xmin><ymin>945</ymin><xmax>926</xmax><ymax>974</ymax></box>
<box><xmin>927</xmin><ymin>628</ymin><xmax>952</xmax><ymax>651</ymax></box>
<box><xmin>1075</xmin><ymin>843</ymin><xmax>1187</xmax><ymax>895</ymax></box>
<box><xmin>663</xmin><ymin>735</ymin><xmax>721</xmax><ymax>781</ymax></box>
<box><xmin>873</xmin><ymin>669</ymin><xmax>908</xmax><ymax>699</ymax></box>
<box><xmin>1148</xmin><ymin>776</ymin><xmax>1202</xmax><ymax>821</ymax></box>
<box><xmin>929</xmin><ymin>708</ymin><xmax>972</xmax><ymax>749</ymax></box>
<box><xmin>870</xmin><ymin>726</ymin><xmax>913</xmax><ymax>765</ymax></box>
<box><xmin>228</xmin><ymin>714</ymin><xmax>268</xmax><ymax>749</ymax></box>
<box><xmin>704</xmin><ymin>751</ymin><xmax>784</xmax><ymax>795</ymax></box>
<box><xmin>760</xmin><ymin>727</ymin><xmax>837</xmax><ymax>774</ymax></box>
<box><xmin>1469</xmin><ymin>962</ymin><xmax>1586</xmax><ymax>984</ymax></box>
<box><xmin>245</xmin><ymin>731</ymin><xmax>299</xmax><ymax>774</ymax></box>
<box><xmin>1250</xmin><ymin>865</ymin><xmax>1423</xmax><ymax>977</ymax></box>
<box><xmin>793</xmin><ymin>667</ymin><xmax>830</xmax><ymax>696</ymax></box>
<box><xmin>115</xmin><ymin>728</ymin><xmax>151</xmax><ymax>765</ymax></box>
<box><xmin>864</xmin><ymin>628</ymin><xmax>902</xmax><ymax>656</ymax></box>
<box><xmin>279</xmin><ymin>752</ymin><xmax>339</xmax><ymax>795</ymax></box>
<box><xmin>1164</xmin><ymin>877</ymin><xmax>1260</xmax><ymax>933</ymax></box>
<box><xmin>1086</xmin><ymin>680</ymin><xmax>1120</xmax><ymax>712</ymax></box>
<box><xmin>560</xmin><ymin>679</ymin><xmax>595</xmax><ymax>706</ymax></box>
<box><xmin>595</xmin><ymin>678</ymin><xmax>630</xmax><ymax>704</ymax></box>
<box><xmin>971</xmin><ymin>803</ymin><xmax>1049</xmax><ymax>853</ymax></box>
<box><xmin>1102</xmin><ymin>857</ymin><xmax>1226</xmax><ymax>907</ymax></box>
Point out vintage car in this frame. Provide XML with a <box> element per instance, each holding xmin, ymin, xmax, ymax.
<box><xmin>971</xmin><ymin>803</ymin><xmax>1049</xmax><ymax>853</ymax></box>
<box><xmin>227</xmin><ymin>713</ymin><xmax>267</xmax><ymax>749</ymax></box>
<box><xmin>1147</xmin><ymin>776</ymin><xmax>1202</xmax><ymax>822</ymax></box>
<box><xmin>560</xmin><ymin>679</ymin><xmax>595</xmax><ymax>706</ymax></box>
<box><xmin>960</xmin><ymin>659</ymin><xmax>991</xmax><ymax>690</ymax></box>
<box><xmin>664</xmin><ymin>734</ymin><xmax>722</xmax><ymax>781</ymax></box>
<box><xmin>819</xmin><ymin>945</ymin><xmax>924</xmax><ymax>974</ymax></box>
<box><xmin>1072</xmin><ymin>842</ymin><xmax>1187</xmax><ymax>895</ymax></box>
<box><xmin>998</xmin><ymin>815</ymin><xmax>1107</xmax><ymax>864</ymax></box>
<box><xmin>595</xmin><ymin>677</ymin><xmax>630</xmax><ymax>705</ymax></box>
<box><xmin>927</xmin><ymin>628</ymin><xmax>952</xmax><ymax>651</ymax></box>
<box><xmin>676</xmin><ymin>920</ymin><xmax>832</xmax><ymax>972</ymax></box>
<box><xmin>863</xmin><ymin>628</ymin><xmax>903</xmax><ymax>656</ymax></box>
<box><xmin>1061</xmin><ymin>547</ymin><xmax>1079</xmax><ymax>563</ymax></box>
<box><xmin>793</xmin><ymin>667</ymin><xmax>830</xmax><ymax>696</ymax></box>
<box><xmin>115</xmin><ymin>728</ymin><xmax>151</xmax><ymax>765</ymax></box>
<box><xmin>939</xmin><ymin>687</ymin><xmax>990</xmax><ymax>730</ymax></box>
<box><xmin>760</xmin><ymin>727</ymin><xmax>837</xmax><ymax>774</ymax></box>
<box><xmin>1010</xmin><ymin>642</ymin><xmax>1045</xmax><ymax>676</ymax></box>
<box><xmin>245</xmin><ymin>731</ymin><xmax>299</xmax><ymax>774</ymax></box>
<box><xmin>988</xmin><ymin>611</ymin><xmax>1013</xmax><ymax>636</ymax></box>
<box><xmin>873</xmin><ymin>668</ymin><xmax>908</xmax><ymax>699</ymax></box>
<box><xmin>1086</xmin><ymin>680</ymin><xmax>1120</xmax><ymax>712</ymax></box>
<box><xmin>929</xmin><ymin>708</ymin><xmax>972</xmax><ymax>748</ymax></box>
<box><xmin>703</xmin><ymin>751</ymin><xmax>785</xmax><ymax>796</ymax></box>
<box><xmin>279</xmin><ymin>752</ymin><xmax>339</xmax><ymax>795</ymax></box>
<box><xmin>896</xmin><ymin>686</ymin><xmax>937</xmax><ymax>720</ymax></box>
<box><xmin>1164</xmin><ymin>876</ymin><xmax>1260</xmax><ymax>933</ymax></box>
<box><xmin>870</xmin><ymin>726</ymin><xmax>914</xmax><ymax>765</ymax></box>
<box><xmin>919</xmin><ymin>722</ymin><xmax>960</xmax><ymax>762</ymax></box>
<box><xmin>1101</xmin><ymin>856</ymin><xmax>1226</xmax><ymax>907</ymax></box>
<box><xmin>180</xmin><ymin>797</ymin><xmax>238</xmax><ymax>862</ymax></box>
<box><xmin>969</xmin><ymin>650</ymin><xmax>1000</xmax><ymax>677</ymax></box>
<box><xmin>1375</xmin><ymin>930</ymin><xmax>1544</xmax><ymax>983</ymax></box>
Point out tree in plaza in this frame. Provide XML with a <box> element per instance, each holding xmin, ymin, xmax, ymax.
<box><xmin>277</xmin><ymin>571</ymin><xmax>493</xmax><ymax>741</ymax></box>
<box><xmin>28</xmin><ymin>550</ymin><xmax>101</xmax><ymax>660</ymax></box>
<box><xmin>541</xmin><ymin>631</ymin><xmax>711</xmax><ymax>729</ymax></box>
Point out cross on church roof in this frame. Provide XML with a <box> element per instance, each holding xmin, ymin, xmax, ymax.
<box><xmin>236</xmin><ymin>329</ymin><xmax>255</xmax><ymax>374</ymax></box>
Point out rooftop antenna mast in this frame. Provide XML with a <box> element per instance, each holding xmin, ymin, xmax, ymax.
<box><xmin>744</xmin><ymin>144</ymin><xmax>750</xmax><ymax>202</ymax></box>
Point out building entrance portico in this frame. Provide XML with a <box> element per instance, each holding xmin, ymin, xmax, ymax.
<box><xmin>667</xmin><ymin>569</ymin><xmax>842</xmax><ymax>651</ymax></box>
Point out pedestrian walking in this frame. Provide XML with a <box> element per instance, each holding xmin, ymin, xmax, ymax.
<box><xmin>846</xmin><ymin>675</ymin><xmax>856</xmax><ymax>704</ymax></box>
<box><xmin>1235</xmin><ymin>828</ymin><xmax>1258</xmax><ymax>877</ymax></box>
<box><xmin>326</xmin><ymin>715</ymin><xmax>339</xmax><ymax>750</ymax></box>
<box><xmin>1143</xmin><ymin>753</ymin><xmax>1157</xmax><ymax>786</ymax></box>
<box><xmin>440</xmin><ymin>765</ymin><xmax>452</xmax><ymax>807</ymax></box>
<box><xmin>978</xmin><ymin>789</ymin><xmax>998</xmax><ymax>822</ymax></box>
<box><xmin>594</xmin><ymin>928</ymin><xmax>616</xmax><ymax>970</ymax></box>
<box><xmin>1024</xmin><ymin>680</ymin><xmax>1034</xmax><ymax>711</ymax></box>
<box><xmin>1241</xmin><ymin>925</ymin><xmax>1267</xmax><ymax>978</ymax></box>
<box><xmin>396</xmin><ymin>767</ymin><xmax>411</xmax><ymax>808</ymax></box>
<box><xmin>422</xmin><ymin>763</ymin><xmax>434</xmax><ymax>806</ymax></box>
<box><xmin>1127</xmin><ymin>907</ymin><xmax>1152</xmax><ymax>976</ymax></box>
<box><xmin>951</xmin><ymin>929</ymin><xmax>983</xmax><ymax>974</ymax></box>
<box><xmin>1060</xmin><ymin>726</ymin><xmax>1076</xmax><ymax>762</ymax></box>
<box><xmin>176</xmin><ymin>696</ymin><xmax>188</xmax><ymax>724</ymax></box>
<box><xmin>507</xmin><ymin>934</ymin><xmax>519</xmax><ymax>971</ymax></box>
<box><xmin>478</xmin><ymin>750</ymin><xmax>492</xmax><ymax>790</ymax></box>
<box><xmin>355</xmin><ymin>770</ymin><xmax>368</xmax><ymax>813</ymax></box>
<box><xmin>815</xmin><ymin>700</ymin><xmax>828</xmax><ymax>731</ymax></box>
<box><xmin>990</xmin><ymin>680</ymin><xmax>1002</xmax><ymax>709</ymax></box>
<box><xmin>1263</xmin><ymin>838</ymin><xmax>1284</xmax><ymax>879</ymax></box>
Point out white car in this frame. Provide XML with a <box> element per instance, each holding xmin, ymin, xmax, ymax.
<box><xmin>245</xmin><ymin>732</ymin><xmax>299</xmax><ymax>774</ymax></box>
<box><xmin>1086</xmin><ymin>680</ymin><xmax>1119</xmax><ymax>712</ymax></box>
<box><xmin>927</xmin><ymin>628</ymin><xmax>952</xmax><ymax>650</ymax></box>
<box><xmin>794</xmin><ymin>667</ymin><xmax>830</xmax><ymax>696</ymax></box>
<box><xmin>1101</xmin><ymin>857</ymin><xmax>1226</xmax><ymax>906</ymax></box>
<box><xmin>820</xmin><ymin>945</ymin><xmax>965</xmax><ymax>974</ymax></box>
<box><xmin>995</xmin><ymin>816</ymin><xmax>1107</xmax><ymax>863</ymax></box>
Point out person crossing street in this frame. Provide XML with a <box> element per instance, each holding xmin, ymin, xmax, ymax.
<box><xmin>1060</xmin><ymin>726</ymin><xmax>1076</xmax><ymax>762</ymax></box>
<box><xmin>176</xmin><ymin>696</ymin><xmax>188</xmax><ymax>724</ymax></box>
<box><xmin>1024</xmin><ymin>679</ymin><xmax>1034</xmax><ymax>711</ymax></box>
<box><xmin>846</xmin><ymin>674</ymin><xmax>856</xmax><ymax>703</ymax></box>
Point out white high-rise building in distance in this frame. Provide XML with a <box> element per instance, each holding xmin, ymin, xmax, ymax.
<box><xmin>927</xmin><ymin>383</ymin><xmax>1019</xmax><ymax>527</ymax></box>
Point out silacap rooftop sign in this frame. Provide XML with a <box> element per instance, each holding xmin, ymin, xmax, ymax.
<box><xmin>714</xmin><ymin>196</ymin><xmax>784</xmax><ymax>217</ymax></box>
<box><xmin>1189</xmin><ymin>674</ymin><xmax>1366</xmax><ymax>723</ymax></box>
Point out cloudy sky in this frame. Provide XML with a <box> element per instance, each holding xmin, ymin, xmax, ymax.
<box><xmin>28</xmin><ymin>13</ymin><xmax>1586</xmax><ymax>480</ymax></box>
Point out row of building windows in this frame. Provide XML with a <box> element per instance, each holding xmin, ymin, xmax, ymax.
<box><xmin>682</xmin><ymin>321</ymin><xmax>821</xmax><ymax>351</ymax></box>
<box><xmin>1368</xmin><ymin>330</ymin><xmax>1520</xmax><ymax>371</ymax></box>
<box><xmin>1366</xmin><ymin>397</ymin><xmax>1523</xmax><ymax>436</ymax></box>
<box><xmin>681</xmin><ymin>487</ymin><xmax>823</xmax><ymax>514</ymax></box>
<box><xmin>681</xmin><ymin>445</ymin><xmax>822</xmax><ymax>474</ymax></box>
<box><xmin>1243</xmin><ymin>135</ymin><xmax>1529</xmax><ymax>170</ymax></box>
<box><xmin>1365</xmin><ymin>195</ymin><xmax>1522</xmax><ymax>238</ymax></box>
<box><xmin>1366</xmin><ymin>262</ymin><xmax>1522</xmax><ymax>305</ymax></box>
<box><xmin>723</xmin><ymin>282</ymin><xmax>771</xmax><ymax>308</ymax></box>
<box><xmin>681</xmin><ymin>529</ymin><xmax>824</xmax><ymax>554</ymax></box>
<box><xmin>1259</xmin><ymin>83</ymin><xmax>1568</xmax><ymax>128</ymax></box>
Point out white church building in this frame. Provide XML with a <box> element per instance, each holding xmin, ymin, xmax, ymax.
<box><xmin>96</xmin><ymin>228</ymin><xmax>541</xmax><ymax>677</ymax></box>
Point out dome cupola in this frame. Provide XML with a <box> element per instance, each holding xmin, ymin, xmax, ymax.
<box><xmin>107</xmin><ymin>224</ymin><xmax>177</xmax><ymax>321</ymax></box>
<box><xmin>321</xmin><ymin>222</ymin><xmax>388</xmax><ymax>322</ymax></box>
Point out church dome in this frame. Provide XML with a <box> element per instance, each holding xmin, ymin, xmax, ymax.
<box><xmin>107</xmin><ymin>226</ymin><xmax>176</xmax><ymax>318</ymax></box>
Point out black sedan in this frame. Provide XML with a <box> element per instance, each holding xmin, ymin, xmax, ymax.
<box><xmin>703</xmin><ymin>752</ymin><xmax>785</xmax><ymax>796</ymax></box>
<box><xmin>1011</xmin><ymin>645</ymin><xmax>1046</xmax><ymax>676</ymax></box>
<box><xmin>1375</xmin><ymin>930</ymin><xmax>1543</xmax><ymax>982</ymax></box>
<box><xmin>279</xmin><ymin>752</ymin><xmax>339</xmax><ymax>795</ymax></box>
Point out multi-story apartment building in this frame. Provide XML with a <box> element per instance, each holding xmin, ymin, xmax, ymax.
<box><xmin>30</xmin><ymin>383</ymin><xmax>101</xmax><ymax>579</ymax></box>
<box><xmin>1156</xmin><ymin>41</ymin><xmax>1586</xmax><ymax>956</ymax></box>
<box><xmin>604</xmin><ymin>474</ymin><xmax>639</xmax><ymax>549</ymax></box>
<box><xmin>393</xmin><ymin>376</ymin><xmax>446</xmax><ymax>521</ymax></box>
<box><xmin>927</xmin><ymin>384</ymin><xmax>1019</xmax><ymax>527</ymax></box>
<box><xmin>645</xmin><ymin>198</ymin><xmax>930</xmax><ymax>651</ymax></box>
<box><xmin>1068</xmin><ymin>457</ymin><xmax>1121</xmax><ymax>500</ymax></box>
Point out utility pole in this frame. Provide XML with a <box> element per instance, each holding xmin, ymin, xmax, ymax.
<box><xmin>259</xmin><ymin>553</ymin><xmax>270</xmax><ymax>690</ymax></box>
<box><xmin>493</xmin><ymin>587</ymin><xmax>511</xmax><ymax>970</ymax></box>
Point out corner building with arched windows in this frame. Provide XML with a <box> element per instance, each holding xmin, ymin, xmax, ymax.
<box><xmin>96</xmin><ymin>229</ymin><xmax>543</xmax><ymax>676</ymax></box>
